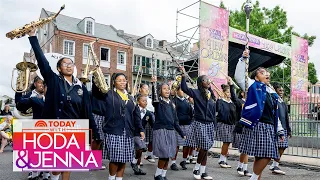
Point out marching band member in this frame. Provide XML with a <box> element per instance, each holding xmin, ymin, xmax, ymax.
<box><xmin>180</xmin><ymin>68</ymin><xmax>216</xmax><ymax>180</ymax></box>
<box><xmin>215</xmin><ymin>80</ymin><xmax>237</xmax><ymax>169</ymax></box>
<box><xmin>171</xmin><ymin>87</ymin><xmax>194</xmax><ymax>171</ymax></box>
<box><xmin>269</xmin><ymin>83</ymin><xmax>291</xmax><ymax>175</ymax></box>
<box><xmin>232</xmin><ymin>90</ymin><xmax>252</xmax><ymax>177</ymax></box>
<box><xmin>28</xmin><ymin>28</ymin><xmax>99</xmax><ymax>180</ymax></box>
<box><xmin>15</xmin><ymin>76</ymin><xmax>50</xmax><ymax>180</ymax></box>
<box><xmin>131</xmin><ymin>94</ymin><xmax>152</xmax><ymax>175</ymax></box>
<box><xmin>138</xmin><ymin>84</ymin><xmax>157</xmax><ymax>163</ymax></box>
<box><xmin>90</xmin><ymin>76</ymin><xmax>107</xmax><ymax>170</ymax></box>
<box><xmin>94</xmin><ymin>73</ymin><xmax>145</xmax><ymax>180</ymax></box>
<box><xmin>151</xmin><ymin>76</ymin><xmax>185</xmax><ymax>180</ymax></box>
<box><xmin>234</xmin><ymin>50</ymin><xmax>284</xmax><ymax>180</ymax></box>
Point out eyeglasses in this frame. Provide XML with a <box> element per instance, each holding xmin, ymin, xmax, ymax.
<box><xmin>61</xmin><ymin>63</ymin><xmax>75</xmax><ymax>68</ymax></box>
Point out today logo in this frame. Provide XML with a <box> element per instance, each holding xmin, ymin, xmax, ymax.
<box><xmin>34</xmin><ymin>120</ymin><xmax>76</xmax><ymax>128</ymax></box>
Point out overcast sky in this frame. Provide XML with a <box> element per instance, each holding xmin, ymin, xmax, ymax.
<box><xmin>0</xmin><ymin>0</ymin><xmax>319</xmax><ymax>98</ymax></box>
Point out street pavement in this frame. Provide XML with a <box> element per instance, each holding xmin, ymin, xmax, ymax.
<box><xmin>1</xmin><ymin>146</ymin><xmax>320</xmax><ymax>180</ymax></box>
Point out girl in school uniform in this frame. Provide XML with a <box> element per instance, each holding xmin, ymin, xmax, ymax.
<box><xmin>232</xmin><ymin>90</ymin><xmax>252</xmax><ymax>177</ymax></box>
<box><xmin>15</xmin><ymin>76</ymin><xmax>51</xmax><ymax>180</ymax></box>
<box><xmin>151</xmin><ymin>76</ymin><xmax>185</xmax><ymax>180</ymax></box>
<box><xmin>234</xmin><ymin>50</ymin><xmax>284</xmax><ymax>180</ymax></box>
<box><xmin>215</xmin><ymin>79</ymin><xmax>237</xmax><ymax>169</ymax></box>
<box><xmin>138</xmin><ymin>83</ymin><xmax>157</xmax><ymax>163</ymax></box>
<box><xmin>171</xmin><ymin>87</ymin><xmax>194</xmax><ymax>171</ymax></box>
<box><xmin>180</xmin><ymin>68</ymin><xmax>216</xmax><ymax>180</ymax></box>
<box><xmin>93</xmin><ymin>73</ymin><xmax>145</xmax><ymax>180</ymax></box>
<box><xmin>28</xmin><ymin>29</ymin><xmax>99</xmax><ymax>180</ymax></box>
<box><xmin>131</xmin><ymin>94</ymin><xmax>153</xmax><ymax>175</ymax></box>
<box><xmin>269</xmin><ymin>83</ymin><xmax>291</xmax><ymax>175</ymax></box>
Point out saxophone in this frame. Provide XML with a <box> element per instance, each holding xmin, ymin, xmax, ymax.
<box><xmin>80</xmin><ymin>39</ymin><xmax>109</xmax><ymax>93</ymax></box>
<box><xmin>6</xmin><ymin>5</ymin><xmax>65</xmax><ymax>40</ymax></box>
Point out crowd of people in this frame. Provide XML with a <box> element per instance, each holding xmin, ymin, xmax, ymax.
<box><xmin>1</xmin><ymin>26</ymin><xmax>292</xmax><ymax>180</ymax></box>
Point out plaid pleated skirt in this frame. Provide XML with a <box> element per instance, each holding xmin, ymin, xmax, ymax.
<box><xmin>232</xmin><ymin>132</ymin><xmax>243</xmax><ymax>148</ymax></box>
<box><xmin>215</xmin><ymin>122</ymin><xmax>235</xmax><ymax>143</ymax></box>
<box><xmin>93</xmin><ymin>113</ymin><xmax>105</xmax><ymax>140</ymax></box>
<box><xmin>145</xmin><ymin>123</ymin><xmax>153</xmax><ymax>144</ymax></box>
<box><xmin>176</xmin><ymin>125</ymin><xmax>190</xmax><ymax>146</ymax></box>
<box><xmin>103</xmin><ymin>132</ymin><xmax>134</xmax><ymax>163</ymax></box>
<box><xmin>134</xmin><ymin>136</ymin><xmax>147</xmax><ymax>150</ymax></box>
<box><xmin>153</xmin><ymin>129</ymin><xmax>177</xmax><ymax>158</ymax></box>
<box><xmin>277</xmin><ymin>129</ymin><xmax>289</xmax><ymax>149</ymax></box>
<box><xmin>185</xmin><ymin>121</ymin><xmax>215</xmax><ymax>150</ymax></box>
<box><xmin>239</xmin><ymin>122</ymin><xmax>279</xmax><ymax>159</ymax></box>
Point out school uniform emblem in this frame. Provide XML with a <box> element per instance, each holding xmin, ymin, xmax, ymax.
<box><xmin>146</xmin><ymin>116</ymin><xmax>149</xmax><ymax>121</ymax></box>
<box><xmin>77</xmin><ymin>89</ymin><xmax>83</xmax><ymax>96</ymax></box>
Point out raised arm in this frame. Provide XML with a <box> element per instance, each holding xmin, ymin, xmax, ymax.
<box><xmin>28</xmin><ymin>36</ymin><xmax>55</xmax><ymax>82</ymax></box>
<box><xmin>234</xmin><ymin>58</ymin><xmax>254</xmax><ymax>92</ymax></box>
<box><xmin>180</xmin><ymin>76</ymin><xmax>196</xmax><ymax>98</ymax></box>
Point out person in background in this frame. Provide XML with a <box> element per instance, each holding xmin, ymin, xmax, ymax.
<box><xmin>235</xmin><ymin>49</ymin><xmax>284</xmax><ymax>180</ymax></box>
<box><xmin>131</xmin><ymin>94</ymin><xmax>152</xmax><ymax>175</ymax></box>
<box><xmin>232</xmin><ymin>90</ymin><xmax>252</xmax><ymax>177</ymax></box>
<box><xmin>180</xmin><ymin>67</ymin><xmax>216</xmax><ymax>180</ymax></box>
<box><xmin>269</xmin><ymin>83</ymin><xmax>292</xmax><ymax>175</ymax></box>
<box><xmin>138</xmin><ymin>84</ymin><xmax>157</xmax><ymax>163</ymax></box>
<box><xmin>0</xmin><ymin>116</ymin><xmax>13</xmax><ymax>153</ymax></box>
<box><xmin>1</xmin><ymin>105</ymin><xmax>12</xmax><ymax>116</ymax></box>
<box><xmin>170</xmin><ymin>87</ymin><xmax>194</xmax><ymax>171</ymax></box>
<box><xmin>215</xmin><ymin>80</ymin><xmax>237</xmax><ymax>169</ymax></box>
<box><xmin>151</xmin><ymin>76</ymin><xmax>185</xmax><ymax>180</ymax></box>
<box><xmin>15</xmin><ymin>76</ymin><xmax>50</xmax><ymax>180</ymax></box>
<box><xmin>28</xmin><ymin>27</ymin><xmax>99</xmax><ymax>180</ymax></box>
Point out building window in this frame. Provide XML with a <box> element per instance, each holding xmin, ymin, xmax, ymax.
<box><xmin>83</xmin><ymin>44</ymin><xmax>89</xmax><ymax>58</ymax></box>
<box><xmin>134</xmin><ymin>55</ymin><xmax>142</xmax><ymax>66</ymax></box>
<box><xmin>101</xmin><ymin>47</ymin><xmax>110</xmax><ymax>61</ymax></box>
<box><xmin>105</xmin><ymin>74</ymin><xmax>111</xmax><ymax>86</ymax></box>
<box><xmin>86</xmin><ymin>21</ymin><xmax>93</xmax><ymax>34</ymax></box>
<box><xmin>146</xmin><ymin>38</ymin><xmax>152</xmax><ymax>47</ymax></box>
<box><xmin>63</xmin><ymin>40</ymin><xmax>75</xmax><ymax>56</ymax></box>
<box><xmin>118</xmin><ymin>51</ymin><xmax>126</xmax><ymax>64</ymax></box>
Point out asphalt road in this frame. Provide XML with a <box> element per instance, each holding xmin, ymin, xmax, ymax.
<box><xmin>1</xmin><ymin>146</ymin><xmax>320</xmax><ymax>180</ymax></box>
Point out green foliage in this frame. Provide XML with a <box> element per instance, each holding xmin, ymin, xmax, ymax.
<box><xmin>220</xmin><ymin>0</ymin><xmax>318</xmax><ymax>92</ymax></box>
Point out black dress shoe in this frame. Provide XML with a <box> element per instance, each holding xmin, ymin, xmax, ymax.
<box><xmin>135</xmin><ymin>168</ymin><xmax>147</xmax><ymax>175</ymax></box>
<box><xmin>170</xmin><ymin>163</ymin><xmax>179</xmax><ymax>171</ymax></box>
<box><xmin>180</xmin><ymin>161</ymin><xmax>187</xmax><ymax>170</ymax></box>
<box><xmin>154</xmin><ymin>175</ymin><xmax>164</xmax><ymax>180</ymax></box>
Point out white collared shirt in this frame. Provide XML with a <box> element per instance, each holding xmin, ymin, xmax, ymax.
<box><xmin>30</xmin><ymin>89</ymin><xmax>45</xmax><ymax>101</ymax></box>
<box><xmin>147</xmin><ymin>97</ymin><xmax>154</xmax><ymax>112</ymax></box>
<box><xmin>139</xmin><ymin>106</ymin><xmax>147</xmax><ymax>119</ymax></box>
<box><xmin>221</xmin><ymin>98</ymin><xmax>232</xmax><ymax>103</ymax></box>
<box><xmin>176</xmin><ymin>95</ymin><xmax>186</xmax><ymax>101</ymax></box>
<box><xmin>160</xmin><ymin>96</ymin><xmax>170</xmax><ymax>104</ymax></box>
<box><xmin>64</xmin><ymin>76</ymin><xmax>82</xmax><ymax>87</ymax></box>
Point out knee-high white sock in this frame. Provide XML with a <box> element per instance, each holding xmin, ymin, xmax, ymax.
<box><xmin>249</xmin><ymin>173</ymin><xmax>259</xmax><ymax>180</ymax></box>
<box><xmin>50</xmin><ymin>174</ymin><xmax>60</xmax><ymax>180</ymax></box>
<box><xmin>194</xmin><ymin>163</ymin><xmax>201</xmax><ymax>171</ymax></box>
<box><xmin>237</xmin><ymin>162</ymin><xmax>244</xmax><ymax>169</ymax></box>
<box><xmin>31</xmin><ymin>172</ymin><xmax>38</xmax><ymax>178</ymax></box>
<box><xmin>219</xmin><ymin>155</ymin><xmax>226</xmax><ymax>162</ymax></box>
<box><xmin>147</xmin><ymin>151</ymin><xmax>152</xmax><ymax>156</ymax></box>
<box><xmin>272</xmin><ymin>161</ymin><xmax>279</xmax><ymax>167</ymax></box>
<box><xmin>243</xmin><ymin>164</ymin><xmax>248</xmax><ymax>171</ymax></box>
<box><xmin>108</xmin><ymin>174</ymin><xmax>116</xmax><ymax>180</ymax></box>
<box><xmin>171</xmin><ymin>160</ymin><xmax>176</xmax><ymax>165</ymax></box>
<box><xmin>43</xmin><ymin>172</ymin><xmax>50</xmax><ymax>178</ymax></box>
<box><xmin>161</xmin><ymin>170</ymin><xmax>167</xmax><ymax>177</ymax></box>
<box><xmin>115</xmin><ymin>177</ymin><xmax>123</xmax><ymax>180</ymax></box>
<box><xmin>200</xmin><ymin>166</ymin><xmax>206</xmax><ymax>174</ymax></box>
<box><xmin>132</xmin><ymin>158</ymin><xmax>138</xmax><ymax>164</ymax></box>
<box><xmin>155</xmin><ymin>168</ymin><xmax>163</xmax><ymax>177</ymax></box>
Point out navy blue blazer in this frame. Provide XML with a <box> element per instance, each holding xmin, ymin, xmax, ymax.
<box><xmin>29</xmin><ymin>36</ymin><xmax>99</xmax><ymax>139</ymax></box>
<box><xmin>15</xmin><ymin>91</ymin><xmax>45</xmax><ymax>119</ymax></box>
<box><xmin>92</xmin><ymin>83</ymin><xmax>144</xmax><ymax>138</ymax></box>
<box><xmin>180</xmin><ymin>76</ymin><xmax>216</xmax><ymax>124</ymax></box>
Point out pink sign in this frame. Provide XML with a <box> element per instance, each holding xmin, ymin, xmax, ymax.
<box><xmin>199</xmin><ymin>2</ymin><xmax>229</xmax><ymax>91</ymax></box>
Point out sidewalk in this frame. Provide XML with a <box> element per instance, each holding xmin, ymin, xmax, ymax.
<box><xmin>209</xmin><ymin>147</ymin><xmax>320</xmax><ymax>167</ymax></box>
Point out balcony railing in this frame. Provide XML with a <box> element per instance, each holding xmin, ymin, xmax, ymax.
<box><xmin>132</xmin><ymin>65</ymin><xmax>168</xmax><ymax>76</ymax></box>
